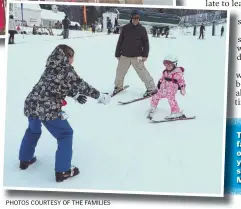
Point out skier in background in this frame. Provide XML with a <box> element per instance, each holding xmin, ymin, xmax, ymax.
<box><xmin>221</xmin><ymin>26</ymin><xmax>224</xmax><ymax>36</ymax></box>
<box><xmin>113</xmin><ymin>18</ymin><xmax>119</xmax><ymax>34</ymax></box>
<box><xmin>161</xmin><ymin>27</ymin><xmax>165</xmax><ymax>36</ymax></box>
<box><xmin>17</xmin><ymin>25</ymin><xmax>20</xmax><ymax>33</ymax></box>
<box><xmin>101</xmin><ymin>21</ymin><xmax>103</xmax><ymax>32</ymax></box>
<box><xmin>164</xmin><ymin>26</ymin><xmax>169</xmax><ymax>38</ymax></box>
<box><xmin>62</xmin><ymin>15</ymin><xmax>71</xmax><ymax>39</ymax></box>
<box><xmin>193</xmin><ymin>25</ymin><xmax>196</xmax><ymax>36</ymax></box>
<box><xmin>32</xmin><ymin>25</ymin><xmax>37</xmax><ymax>35</ymax></box>
<box><xmin>114</xmin><ymin>24</ymin><xmax>120</xmax><ymax>34</ymax></box>
<box><xmin>107</xmin><ymin>19</ymin><xmax>112</xmax><ymax>35</ymax></box>
<box><xmin>152</xmin><ymin>26</ymin><xmax>157</xmax><ymax>37</ymax></box>
<box><xmin>91</xmin><ymin>23</ymin><xmax>96</xmax><ymax>33</ymax></box>
<box><xmin>156</xmin><ymin>28</ymin><xmax>161</xmax><ymax>37</ymax></box>
<box><xmin>147</xmin><ymin>55</ymin><xmax>186</xmax><ymax>120</ymax></box>
<box><xmin>18</xmin><ymin>44</ymin><xmax>111</xmax><ymax>182</ymax></box>
<box><xmin>8</xmin><ymin>15</ymin><xmax>16</xmax><ymax>44</ymax></box>
<box><xmin>199</xmin><ymin>23</ymin><xmax>205</xmax><ymax>39</ymax></box>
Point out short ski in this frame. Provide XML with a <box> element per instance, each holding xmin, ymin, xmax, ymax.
<box><xmin>111</xmin><ymin>85</ymin><xmax>130</xmax><ymax>97</ymax></box>
<box><xmin>149</xmin><ymin>116</ymin><xmax>196</xmax><ymax>123</ymax></box>
<box><xmin>118</xmin><ymin>96</ymin><xmax>151</xmax><ymax>105</ymax></box>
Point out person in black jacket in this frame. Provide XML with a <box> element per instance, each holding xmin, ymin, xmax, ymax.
<box><xmin>32</xmin><ymin>25</ymin><xmax>37</xmax><ymax>35</ymax></box>
<box><xmin>62</xmin><ymin>15</ymin><xmax>71</xmax><ymax>39</ymax></box>
<box><xmin>19</xmin><ymin>44</ymin><xmax>111</xmax><ymax>182</ymax></box>
<box><xmin>156</xmin><ymin>28</ymin><xmax>161</xmax><ymax>37</ymax></box>
<box><xmin>113</xmin><ymin>9</ymin><xmax>157</xmax><ymax>97</ymax></box>
<box><xmin>221</xmin><ymin>26</ymin><xmax>224</xmax><ymax>36</ymax></box>
<box><xmin>164</xmin><ymin>26</ymin><xmax>169</xmax><ymax>38</ymax></box>
<box><xmin>193</xmin><ymin>25</ymin><xmax>196</xmax><ymax>36</ymax></box>
<box><xmin>199</xmin><ymin>23</ymin><xmax>205</xmax><ymax>39</ymax></box>
<box><xmin>107</xmin><ymin>19</ymin><xmax>112</xmax><ymax>34</ymax></box>
<box><xmin>152</xmin><ymin>26</ymin><xmax>157</xmax><ymax>37</ymax></box>
<box><xmin>91</xmin><ymin>23</ymin><xmax>95</xmax><ymax>33</ymax></box>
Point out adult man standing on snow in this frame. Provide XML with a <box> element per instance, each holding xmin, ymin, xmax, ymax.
<box><xmin>113</xmin><ymin>9</ymin><xmax>157</xmax><ymax>97</ymax></box>
<box><xmin>62</xmin><ymin>15</ymin><xmax>71</xmax><ymax>39</ymax></box>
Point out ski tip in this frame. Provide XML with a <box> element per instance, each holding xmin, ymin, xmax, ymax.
<box><xmin>149</xmin><ymin>116</ymin><xmax>196</xmax><ymax>123</ymax></box>
<box><xmin>149</xmin><ymin>119</ymin><xmax>159</xmax><ymax>123</ymax></box>
<box><xmin>118</xmin><ymin>101</ymin><xmax>125</xmax><ymax>105</ymax></box>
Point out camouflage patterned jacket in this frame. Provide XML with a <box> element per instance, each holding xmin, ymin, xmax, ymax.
<box><xmin>24</xmin><ymin>46</ymin><xmax>100</xmax><ymax>121</ymax></box>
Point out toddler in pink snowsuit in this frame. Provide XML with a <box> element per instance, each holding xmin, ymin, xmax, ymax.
<box><xmin>148</xmin><ymin>56</ymin><xmax>186</xmax><ymax>120</ymax></box>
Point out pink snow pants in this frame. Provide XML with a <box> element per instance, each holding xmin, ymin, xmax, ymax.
<box><xmin>151</xmin><ymin>87</ymin><xmax>180</xmax><ymax>113</ymax></box>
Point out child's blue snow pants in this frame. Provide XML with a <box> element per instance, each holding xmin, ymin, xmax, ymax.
<box><xmin>19</xmin><ymin>117</ymin><xmax>73</xmax><ymax>172</ymax></box>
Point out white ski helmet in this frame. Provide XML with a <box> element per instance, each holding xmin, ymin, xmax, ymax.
<box><xmin>163</xmin><ymin>55</ymin><xmax>178</xmax><ymax>65</ymax></box>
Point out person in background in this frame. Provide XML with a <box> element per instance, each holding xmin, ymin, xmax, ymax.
<box><xmin>107</xmin><ymin>19</ymin><xmax>112</xmax><ymax>35</ymax></box>
<box><xmin>91</xmin><ymin>23</ymin><xmax>96</xmax><ymax>33</ymax></box>
<box><xmin>152</xmin><ymin>26</ymin><xmax>157</xmax><ymax>37</ymax></box>
<box><xmin>156</xmin><ymin>28</ymin><xmax>161</xmax><ymax>37</ymax></box>
<box><xmin>17</xmin><ymin>25</ymin><xmax>20</xmax><ymax>33</ymax></box>
<box><xmin>32</xmin><ymin>25</ymin><xmax>37</xmax><ymax>35</ymax></box>
<box><xmin>199</xmin><ymin>23</ymin><xmax>205</xmax><ymax>39</ymax></box>
<box><xmin>8</xmin><ymin>15</ymin><xmax>16</xmax><ymax>44</ymax></box>
<box><xmin>62</xmin><ymin>15</ymin><xmax>71</xmax><ymax>39</ymax></box>
<box><xmin>193</xmin><ymin>25</ymin><xmax>196</xmax><ymax>36</ymax></box>
<box><xmin>221</xmin><ymin>26</ymin><xmax>224</xmax><ymax>36</ymax></box>
<box><xmin>164</xmin><ymin>26</ymin><xmax>169</xmax><ymax>38</ymax></box>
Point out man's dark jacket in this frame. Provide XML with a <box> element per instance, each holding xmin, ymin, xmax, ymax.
<box><xmin>62</xmin><ymin>17</ymin><xmax>71</xmax><ymax>30</ymax></box>
<box><xmin>115</xmin><ymin>23</ymin><xmax>149</xmax><ymax>58</ymax></box>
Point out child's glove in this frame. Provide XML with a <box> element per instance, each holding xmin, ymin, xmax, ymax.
<box><xmin>97</xmin><ymin>93</ymin><xmax>111</xmax><ymax>105</ymax></box>
<box><xmin>73</xmin><ymin>92</ymin><xmax>87</xmax><ymax>104</ymax></box>
<box><xmin>76</xmin><ymin>95</ymin><xmax>87</xmax><ymax>104</ymax></box>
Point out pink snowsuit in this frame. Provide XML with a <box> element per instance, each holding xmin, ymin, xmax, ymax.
<box><xmin>151</xmin><ymin>67</ymin><xmax>186</xmax><ymax>113</ymax></box>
